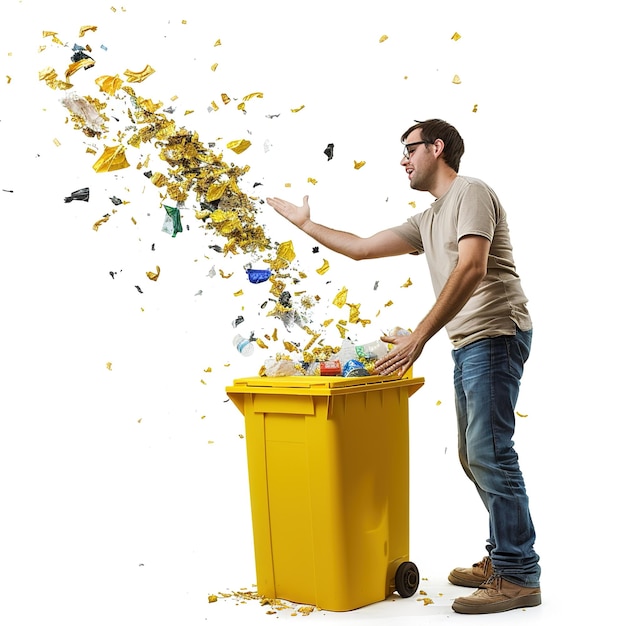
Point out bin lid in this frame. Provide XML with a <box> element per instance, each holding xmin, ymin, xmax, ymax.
<box><xmin>226</xmin><ymin>373</ymin><xmax>425</xmax><ymax>397</ymax></box>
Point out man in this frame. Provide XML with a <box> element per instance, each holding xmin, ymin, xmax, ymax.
<box><xmin>266</xmin><ymin>119</ymin><xmax>541</xmax><ymax>615</ymax></box>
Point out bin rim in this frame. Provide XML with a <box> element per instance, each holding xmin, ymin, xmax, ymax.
<box><xmin>225</xmin><ymin>373</ymin><xmax>425</xmax><ymax>398</ymax></box>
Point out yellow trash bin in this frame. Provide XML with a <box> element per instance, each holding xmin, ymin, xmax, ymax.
<box><xmin>226</xmin><ymin>373</ymin><xmax>425</xmax><ymax>612</ymax></box>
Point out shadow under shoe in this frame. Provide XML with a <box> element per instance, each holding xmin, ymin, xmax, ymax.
<box><xmin>452</xmin><ymin>574</ymin><xmax>542</xmax><ymax>615</ymax></box>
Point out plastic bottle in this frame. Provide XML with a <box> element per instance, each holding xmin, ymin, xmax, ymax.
<box><xmin>354</xmin><ymin>339</ymin><xmax>389</xmax><ymax>362</ymax></box>
<box><xmin>233</xmin><ymin>333</ymin><xmax>254</xmax><ymax>356</ymax></box>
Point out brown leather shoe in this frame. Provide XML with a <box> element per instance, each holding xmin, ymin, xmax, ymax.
<box><xmin>452</xmin><ymin>575</ymin><xmax>542</xmax><ymax>614</ymax></box>
<box><xmin>448</xmin><ymin>556</ymin><xmax>493</xmax><ymax>587</ymax></box>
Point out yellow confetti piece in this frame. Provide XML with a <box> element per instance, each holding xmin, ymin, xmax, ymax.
<box><xmin>93</xmin><ymin>215</ymin><xmax>110</xmax><ymax>230</ymax></box>
<box><xmin>105</xmin><ymin>362</ymin><xmax>112</xmax><ymax>370</ymax></box>
<box><xmin>208</xmin><ymin>595</ymin><xmax>218</xmax><ymax>603</ymax></box>
<box><xmin>94</xmin><ymin>74</ymin><xmax>122</xmax><ymax>96</ymax></box>
<box><xmin>516</xmin><ymin>411</ymin><xmax>528</xmax><ymax>418</ymax></box>
<box><xmin>234</xmin><ymin>289</ymin><xmax>244</xmax><ymax>297</ymax></box>
<box><xmin>284</xmin><ymin>182</ymin><xmax>291</xmax><ymax>187</ymax></box>
<box><xmin>42</xmin><ymin>31</ymin><xmax>64</xmax><ymax>45</ymax></box>
<box><xmin>307</xmin><ymin>177</ymin><xmax>318</xmax><ymax>185</ymax></box>
<box><xmin>436</xmin><ymin>400</ymin><xmax>442</xmax><ymax>406</ymax></box>
<box><xmin>79</xmin><ymin>25</ymin><xmax>98</xmax><ymax>37</ymax></box>
<box><xmin>256</xmin><ymin>338</ymin><xmax>268</xmax><ymax>349</ymax></box>
<box><xmin>401</xmin><ymin>278</ymin><xmax>413</xmax><ymax>288</ymax></box>
<box><xmin>146</xmin><ymin>265</ymin><xmax>160</xmax><ymax>281</ymax></box>
<box><xmin>243</xmin><ymin>92</ymin><xmax>263</xmax><ymax>101</ymax></box>
<box><xmin>354</xmin><ymin>160</ymin><xmax>366</xmax><ymax>169</ymax></box>
<box><xmin>226</xmin><ymin>138</ymin><xmax>251</xmax><ymax>154</ymax></box>
<box><xmin>93</xmin><ymin>144</ymin><xmax>130</xmax><ymax>172</ymax></box>
<box><xmin>200</xmin><ymin>379</ymin><xmax>207</xmax><ymax>385</ymax></box>
<box><xmin>124</xmin><ymin>64</ymin><xmax>156</xmax><ymax>83</ymax></box>
<box><xmin>204</xmin><ymin>367</ymin><xmax>212</xmax><ymax>373</ymax></box>
<box><xmin>451</xmin><ymin>32</ymin><xmax>462</xmax><ymax>41</ymax></box>
<box><xmin>221</xmin><ymin>92</ymin><xmax>231</xmax><ymax>105</ymax></box>
<box><xmin>6</xmin><ymin>76</ymin><xmax>11</xmax><ymax>84</ymax></box>
<box><xmin>333</xmin><ymin>287</ymin><xmax>348</xmax><ymax>308</ymax></box>
<box><xmin>316</xmin><ymin>259</ymin><xmax>330</xmax><ymax>275</ymax></box>
<box><xmin>276</xmin><ymin>240</ymin><xmax>296</xmax><ymax>265</ymax></box>
<box><xmin>472</xmin><ymin>103</ymin><xmax>478</xmax><ymax>113</ymax></box>
<box><xmin>210</xmin><ymin>63</ymin><xmax>218</xmax><ymax>71</ymax></box>
<box><xmin>53</xmin><ymin>138</ymin><xmax>61</xmax><ymax>146</ymax></box>
<box><xmin>452</xmin><ymin>74</ymin><xmax>462</xmax><ymax>84</ymax></box>
<box><xmin>384</xmin><ymin>300</ymin><xmax>393</xmax><ymax>307</ymax></box>
<box><xmin>65</xmin><ymin>57</ymin><xmax>95</xmax><ymax>81</ymax></box>
<box><xmin>379</xmin><ymin>34</ymin><xmax>388</xmax><ymax>43</ymax></box>
<box><xmin>291</xmin><ymin>105</ymin><xmax>305</xmax><ymax>113</ymax></box>
<box><xmin>214</xmin><ymin>39</ymin><xmax>221</xmax><ymax>46</ymax></box>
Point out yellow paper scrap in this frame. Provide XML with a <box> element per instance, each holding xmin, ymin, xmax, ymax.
<box><xmin>333</xmin><ymin>287</ymin><xmax>348</xmax><ymax>308</ymax></box>
<box><xmin>347</xmin><ymin>303</ymin><xmax>360</xmax><ymax>323</ymax></box>
<box><xmin>451</xmin><ymin>32</ymin><xmax>462</xmax><ymax>41</ymax></box>
<box><xmin>95</xmin><ymin>74</ymin><xmax>123</xmax><ymax>95</ymax></box>
<box><xmin>226</xmin><ymin>138</ymin><xmax>251</xmax><ymax>154</ymax></box>
<box><xmin>42</xmin><ymin>31</ymin><xmax>64</xmax><ymax>45</ymax></box>
<box><xmin>211</xmin><ymin>63</ymin><xmax>218</xmax><ymax>71</ymax></box>
<box><xmin>384</xmin><ymin>300</ymin><xmax>393</xmax><ymax>307</ymax></box>
<box><xmin>401</xmin><ymin>278</ymin><xmax>413</xmax><ymax>288</ymax></box>
<box><xmin>92</xmin><ymin>144</ymin><xmax>130</xmax><ymax>172</ymax></box>
<box><xmin>307</xmin><ymin>177</ymin><xmax>317</xmax><ymax>185</ymax></box>
<box><xmin>146</xmin><ymin>266</ymin><xmax>160</xmax><ymax>281</ymax></box>
<box><xmin>354</xmin><ymin>160</ymin><xmax>366</xmax><ymax>169</ymax></box>
<box><xmin>221</xmin><ymin>93</ymin><xmax>231</xmax><ymax>105</ymax></box>
<box><xmin>105</xmin><ymin>362</ymin><xmax>112</xmax><ymax>370</ymax></box>
<box><xmin>291</xmin><ymin>105</ymin><xmax>305</xmax><ymax>113</ymax></box>
<box><xmin>473</xmin><ymin>104</ymin><xmax>478</xmax><ymax>113</ymax></box>
<box><xmin>316</xmin><ymin>259</ymin><xmax>330</xmax><ymax>275</ymax></box>
<box><xmin>234</xmin><ymin>290</ymin><xmax>244</xmax><ymax>297</ymax></box>
<box><xmin>452</xmin><ymin>74</ymin><xmax>462</xmax><ymax>84</ymax></box>
<box><xmin>379</xmin><ymin>34</ymin><xmax>388</xmax><ymax>43</ymax></box>
<box><xmin>65</xmin><ymin>57</ymin><xmax>96</xmax><ymax>80</ymax></box>
<box><xmin>243</xmin><ymin>92</ymin><xmax>263</xmax><ymax>101</ymax></box>
<box><xmin>6</xmin><ymin>76</ymin><xmax>11</xmax><ymax>84</ymax></box>
<box><xmin>214</xmin><ymin>39</ymin><xmax>221</xmax><ymax>46</ymax></box>
<box><xmin>79</xmin><ymin>25</ymin><xmax>98</xmax><ymax>37</ymax></box>
<box><xmin>516</xmin><ymin>411</ymin><xmax>528</xmax><ymax>418</ymax></box>
<box><xmin>124</xmin><ymin>64</ymin><xmax>156</xmax><ymax>83</ymax></box>
<box><xmin>276</xmin><ymin>240</ymin><xmax>296</xmax><ymax>265</ymax></box>
<box><xmin>93</xmin><ymin>215</ymin><xmax>110</xmax><ymax>230</ymax></box>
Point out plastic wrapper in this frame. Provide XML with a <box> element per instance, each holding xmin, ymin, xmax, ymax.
<box><xmin>263</xmin><ymin>359</ymin><xmax>302</xmax><ymax>377</ymax></box>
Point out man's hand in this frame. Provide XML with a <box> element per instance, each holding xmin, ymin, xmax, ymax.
<box><xmin>374</xmin><ymin>332</ymin><xmax>425</xmax><ymax>377</ymax></box>
<box><xmin>267</xmin><ymin>195</ymin><xmax>311</xmax><ymax>229</ymax></box>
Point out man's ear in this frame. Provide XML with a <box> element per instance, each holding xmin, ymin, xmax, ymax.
<box><xmin>432</xmin><ymin>138</ymin><xmax>445</xmax><ymax>158</ymax></box>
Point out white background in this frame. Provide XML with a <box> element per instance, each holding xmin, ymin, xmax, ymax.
<box><xmin>1</xmin><ymin>1</ymin><xmax>623</xmax><ymax>624</ymax></box>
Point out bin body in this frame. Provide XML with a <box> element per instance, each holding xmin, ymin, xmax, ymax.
<box><xmin>226</xmin><ymin>374</ymin><xmax>425</xmax><ymax>611</ymax></box>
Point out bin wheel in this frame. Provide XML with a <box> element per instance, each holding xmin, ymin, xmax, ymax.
<box><xmin>395</xmin><ymin>561</ymin><xmax>419</xmax><ymax>598</ymax></box>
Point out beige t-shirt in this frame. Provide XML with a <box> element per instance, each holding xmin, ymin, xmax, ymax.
<box><xmin>392</xmin><ymin>175</ymin><xmax>532</xmax><ymax>349</ymax></box>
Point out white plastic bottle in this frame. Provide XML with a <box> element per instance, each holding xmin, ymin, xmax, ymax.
<box><xmin>233</xmin><ymin>334</ymin><xmax>254</xmax><ymax>356</ymax></box>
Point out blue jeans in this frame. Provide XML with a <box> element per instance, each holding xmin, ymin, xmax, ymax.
<box><xmin>452</xmin><ymin>327</ymin><xmax>540</xmax><ymax>588</ymax></box>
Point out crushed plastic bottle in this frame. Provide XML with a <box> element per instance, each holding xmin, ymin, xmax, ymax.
<box><xmin>233</xmin><ymin>333</ymin><xmax>254</xmax><ymax>356</ymax></box>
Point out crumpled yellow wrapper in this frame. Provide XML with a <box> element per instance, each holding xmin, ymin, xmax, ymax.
<box><xmin>92</xmin><ymin>145</ymin><xmax>130</xmax><ymax>172</ymax></box>
<box><xmin>316</xmin><ymin>259</ymin><xmax>330</xmax><ymax>275</ymax></box>
<box><xmin>333</xmin><ymin>287</ymin><xmax>348</xmax><ymax>307</ymax></box>
<box><xmin>95</xmin><ymin>74</ymin><xmax>123</xmax><ymax>95</ymax></box>
<box><xmin>124</xmin><ymin>65</ymin><xmax>156</xmax><ymax>83</ymax></box>
<box><xmin>226</xmin><ymin>139</ymin><xmax>251</xmax><ymax>154</ymax></box>
<box><xmin>146</xmin><ymin>266</ymin><xmax>160</xmax><ymax>281</ymax></box>
<box><xmin>65</xmin><ymin>57</ymin><xmax>95</xmax><ymax>81</ymax></box>
<box><xmin>79</xmin><ymin>25</ymin><xmax>98</xmax><ymax>37</ymax></box>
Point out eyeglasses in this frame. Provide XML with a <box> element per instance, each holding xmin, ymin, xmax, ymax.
<box><xmin>402</xmin><ymin>141</ymin><xmax>429</xmax><ymax>159</ymax></box>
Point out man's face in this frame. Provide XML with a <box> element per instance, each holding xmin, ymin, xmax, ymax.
<box><xmin>401</xmin><ymin>129</ymin><xmax>436</xmax><ymax>192</ymax></box>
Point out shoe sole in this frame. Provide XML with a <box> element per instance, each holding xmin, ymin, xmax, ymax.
<box><xmin>452</xmin><ymin>592</ymin><xmax>542</xmax><ymax>614</ymax></box>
